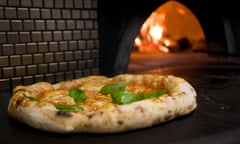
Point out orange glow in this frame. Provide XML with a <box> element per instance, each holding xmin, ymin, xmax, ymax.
<box><xmin>164</xmin><ymin>39</ymin><xmax>170</xmax><ymax>47</ymax></box>
<box><xmin>134</xmin><ymin>37</ymin><xmax>141</xmax><ymax>46</ymax></box>
<box><xmin>133</xmin><ymin>1</ymin><xmax>207</xmax><ymax>53</ymax></box>
<box><xmin>134</xmin><ymin>12</ymin><xmax>168</xmax><ymax>53</ymax></box>
<box><xmin>149</xmin><ymin>24</ymin><xmax>163</xmax><ymax>42</ymax></box>
<box><xmin>158</xmin><ymin>45</ymin><xmax>169</xmax><ymax>53</ymax></box>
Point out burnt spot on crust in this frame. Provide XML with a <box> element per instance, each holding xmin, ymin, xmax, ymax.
<box><xmin>187</xmin><ymin>103</ymin><xmax>197</xmax><ymax>111</ymax></box>
<box><xmin>171</xmin><ymin>92</ymin><xmax>185</xmax><ymax>99</ymax></box>
<box><xmin>13</xmin><ymin>89</ymin><xmax>26</xmax><ymax>94</ymax></box>
<box><xmin>178</xmin><ymin>92</ymin><xmax>186</xmax><ymax>97</ymax></box>
<box><xmin>118</xmin><ymin>120</ymin><xmax>124</xmax><ymax>125</ymax></box>
<box><xmin>167</xmin><ymin>110</ymin><xmax>172</xmax><ymax>114</ymax></box>
<box><xmin>87</xmin><ymin>111</ymin><xmax>104</xmax><ymax>119</ymax></box>
<box><xmin>135</xmin><ymin>106</ymin><xmax>145</xmax><ymax>113</ymax></box>
<box><xmin>56</xmin><ymin>111</ymin><xmax>73</xmax><ymax>117</ymax></box>
<box><xmin>16</xmin><ymin>97</ymin><xmax>24</xmax><ymax>107</ymax></box>
<box><xmin>164</xmin><ymin>115</ymin><xmax>173</xmax><ymax>121</ymax></box>
<box><xmin>114</xmin><ymin>105</ymin><xmax>123</xmax><ymax>114</ymax></box>
<box><xmin>87</xmin><ymin>114</ymin><xmax>94</xmax><ymax>119</ymax></box>
<box><xmin>190</xmin><ymin>87</ymin><xmax>197</xmax><ymax>96</ymax></box>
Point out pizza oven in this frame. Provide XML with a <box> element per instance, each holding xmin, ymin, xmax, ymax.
<box><xmin>1</xmin><ymin>0</ymin><xmax>240</xmax><ymax>90</ymax></box>
<box><xmin>1</xmin><ymin>0</ymin><xmax>240</xmax><ymax>144</ymax></box>
<box><xmin>98</xmin><ymin>0</ymin><xmax>240</xmax><ymax>76</ymax></box>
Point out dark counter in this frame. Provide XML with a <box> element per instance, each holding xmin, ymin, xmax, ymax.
<box><xmin>1</xmin><ymin>67</ymin><xmax>240</xmax><ymax>144</ymax></box>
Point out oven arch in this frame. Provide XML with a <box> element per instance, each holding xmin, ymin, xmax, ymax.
<box><xmin>99</xmin><ymin>0</ymin><xmax>239</xmax><ymax>76</ymax></box>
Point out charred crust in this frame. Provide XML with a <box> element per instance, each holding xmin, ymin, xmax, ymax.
<box><xmin>117</xmin><ymin>120</ymin><xmax>124</xmax><ymax>125</ymax></box>
<box><xmin>190</xmin><ymin>87</ymin><xmax>196</xmax><ymax>96</ymax></box>
<box><xmin>16</xmin><ymin>97</ymin><xmax>24</xmax><ymax>106</ymax></box>
<box><xmin>56</xmin><ymin>111</ymin><xmax>73</xmax><ymax>117</ymax></box>
<box><xmin>187</xmin><ymin>103</ymin><xmax>196</xmax><ymax>111</ymax></box>
<box><xmin>135</xmin><ymin>106</ymin><xmax>145</xmax><ymax>113</ymax></box>
<box><xmin>179</xmin><ymin>92</ymin><xmax>186</xmax><ymax>96</ymax></box>
<box><xmin>167</xmin><ymin>110</ymin><xmax>172</xmax><ymax>114</ymax></box>
<box><xmin>164</xmin><ymin>115</ymin><xmax>172</xmax><ymax>121</ymax></box>
<box><xmin>87</xmin><ymin>114</ymin><xmax>94</xmax><ymax>119</ymax></box>
<box><xmin>114</xmin><ymin>105</ymin><xmax>122</xmax><ymax>113</ymax></box>
<box><xmin>99</xmin><ymin>111</ymin><xmax>104</xmax><ymax>115</ymax></box>
<box><xmin>13</xmin><ymin>89</ymin><xmax>26</xmax><ymax>94</ymax></box>
<box><xmin>87</xmin><ymin>111</ymin><xmax>104</xmax><ymax>119</ymax></box>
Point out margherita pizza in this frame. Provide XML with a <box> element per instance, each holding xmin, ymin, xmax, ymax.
<box><xmin>8</xmin><ymin>74</ymin><xmax>197</xmax><ymax>133</ymax></box>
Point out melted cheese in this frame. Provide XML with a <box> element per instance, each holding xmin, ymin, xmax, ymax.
<box><xmin>126</xmin><ymin>82</ymin><xmax>156</xmax><ymax>94</ymax></box>
<box><xmin>41</xmin><ymin>90</ymin><xmax>74</xmax><ymax>105</ymax></box>
<box><xmin>14</xmin><ymin>75</ymin><xmax>167</xmax><ymax>113</ymax></box>
<box><xmin>36</xmin><ymin>89</ymin><xmax>111</xmax><ymax>113</ymax></box>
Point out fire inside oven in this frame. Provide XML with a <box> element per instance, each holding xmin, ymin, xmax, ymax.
<box><xmin>128</xmin><ymin>1</ymin><xmax>209</xmax><ymax>73</ymax></box>
<box><xmin>99</xmin><ymin>0</ymin><xmax>240</xmax><ymax>76</ymax></box>
<box><xmin>133</xmin><ymin>1</ymin><xmax>207</xmax><ymax>53</ymax></box>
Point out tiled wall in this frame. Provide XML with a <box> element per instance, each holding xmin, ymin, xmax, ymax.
<box><xmin>0</xmin><ymin>0</ymin><xmax>100</xmax><ymax>90</ymax></box>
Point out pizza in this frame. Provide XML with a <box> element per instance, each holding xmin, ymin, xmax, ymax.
<box><xmin>7</xmin><ymin>74</ymin><xmax>197</xmax><ymax>133</ymax></box>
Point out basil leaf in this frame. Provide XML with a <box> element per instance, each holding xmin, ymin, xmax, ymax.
<box><xmin>139</xmin><ymin>89</ymin><xmax>167</xmax><ymax>99</ymax></box>
<box><xmin>69</xmin><ymin>88</ymin><xmax>87</xmax><ymax>103</ymax></box>
<box><xmin>23</xmin><ymin>93</ymin><xmax>40</xmax><ymax>102</ymax></box>
<box><xmin>99</xmin><ymin>82</ymin><xmax>167</xmax><ymax>105</ymax></box>
<box><xmin>99</xmin><ymin>82</ymin><xmax>128</xmax><ymax>94</ymax></box>
<box><xmin>111</xmin><ymin>90</ymin><xmax>139</xmax><ymax>104</ymax></box>
<box><xmin>111</xmin><ymin>89</ymin><xmax>167</xmax><ymax>105</ymax></box>
<box><xmin>54</xmin><ymin>104</ymin><xmax>84</xmax><ymax>112</ymax></box>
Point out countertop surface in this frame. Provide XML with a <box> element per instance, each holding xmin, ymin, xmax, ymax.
<box><xmin>1</xmin><ymin>67</ymin><xmax>240</xmax><ymax>144</ymax></box>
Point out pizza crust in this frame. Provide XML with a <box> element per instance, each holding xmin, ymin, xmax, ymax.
<box><xmin>8</xmin><ymin>74</ymin><xmax>197</xmax><ymax>133</ymax></box>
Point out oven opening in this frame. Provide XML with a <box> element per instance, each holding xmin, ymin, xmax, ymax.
<box><xmin>126</xmin><ymin>1</ymin><xmax>238</xmax><ymax>74</ymax></box>
<box><xmin>133</xmin><ymin>1</ymin><xmax>207</xmax><ymax>53</ymax></box>
<box><xmin>128</xmin><ymin>1</ymin><xmax>207</xmax><ymax>73</ymax></box>
<box><xmin>99</xmin><ymin>0</ymin><xmax>240</xmax><ymax>76</ymax></box>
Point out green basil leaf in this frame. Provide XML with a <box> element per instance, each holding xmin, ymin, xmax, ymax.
<box><xmin>54</xmin><ymin>104</ymin><xmax>84</xmax><ymax>112</ymax></box>
<box><xmin>99</xmin><ymin>82</ymin><xmax>128</xmax><ymax>94</ymax></box>
<box><xmin>99</xmin><ymin>81</ymin><xmax>167</xmax><ymax>105</ymax></box>
<box><xmin>139</xmin><ymin>89</ymin><xmax>167</xmax><ymax>99</ymax></box>
<box><xmin>111</xmin><ymin>90</ymin><xmax>139</xmax><ymax>104</ymax></box>
<box><xmin>23</xmin><ymin>93</ymin><xmax>40</xmax><ymax>102</ymax></box>
<box><xmin>69</xmin><ymin>88</ymin><xmax>87</xmax><ymax>103</ymax></box>
<box><xmin>111</xmin><ymin>89</ymin><xmax>167</xmax><ymax>105</ymax></box>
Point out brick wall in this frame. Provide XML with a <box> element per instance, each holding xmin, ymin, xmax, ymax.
<box><xmin>0</xmin><ymin>0</ymin><xmax>100</xmax><ymax>90</ymax></box>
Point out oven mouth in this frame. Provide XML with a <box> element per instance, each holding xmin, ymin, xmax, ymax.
<box><xmin>98</xmin><ymin>0</ymin><xmax>240</xmax><ymax>76</ymax></box>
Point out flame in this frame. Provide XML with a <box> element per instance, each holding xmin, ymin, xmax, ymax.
<box><xmin>134</xmin><ymin>37</ymin><xmax>142</xmax><ymax>46</ymax></box>
<box><xmin>133</xmin><ymin>1</ymin><xmax>207</xmax><ymax>53</ymax></box>
<box><xmin>134</xmin><ymin>11</ymin><xmax>169</xmax><ymax>53</ymax></box>
<box><xmin>149</xmin><ymin>24</ymin><xmax>163</xmax><ymax>43</ymax></box>
<box><xmin>158</xmin><ymin>45</ymin><xmax>169</xmax><ymax>53</ymax></box>
<box><xmin>163</xmin><ymin>39</ymin><xmax>170</xmax><ymax>47</ymax></box>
